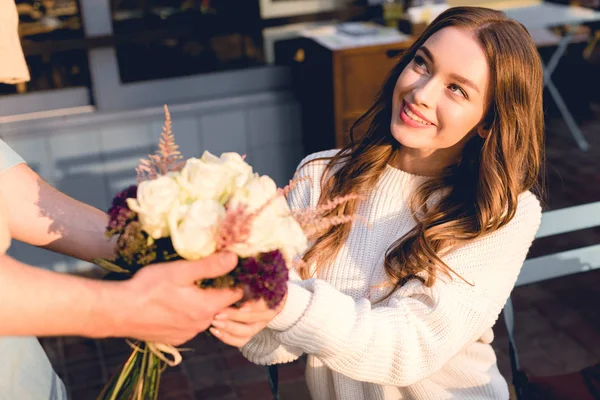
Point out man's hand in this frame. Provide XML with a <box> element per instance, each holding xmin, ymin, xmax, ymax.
<box><xmin>208</xmin><ymin>294</ymin><xmax>287</xmax><ymax>348</ymax></box>
<box><xmin>108</xmin><ymin>252</ymin><xmax>243</xmax><ymax>346</ymax></box>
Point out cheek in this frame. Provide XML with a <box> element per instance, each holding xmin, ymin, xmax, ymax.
<box><xmin>439</xmin><ymin>103</ymin><xmax>484</xmax><ymax>139</ymax></box>
<box><xmin>441</xmin><ymin>103</ymin><xmax>466</xmax><ymax>123</ymax></box>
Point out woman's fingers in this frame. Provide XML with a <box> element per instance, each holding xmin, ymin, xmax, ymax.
<box><xmin>210</xmin><ymin>298</ymin><xmax>282</xmax><ymax>348</ymax></box>
<box><xmin>211</xmin><ymin>319</ymin><xmax>261</xmax><ymax>338</ymax></box>
<box><xmin>209</xmin><ymin>327</ymin><xmax>248</xmax><ymax>348</ymax></box>
<box><xmin>210</xmin><ymin>318</ymin><xmax>264</xmax><ymax>348</ymax></box>
<box><xmin>214</xmin><ymin>309</ymin><xmax>264</xmax><ymax>324</ymax></box>
<box><xmin>215</xmin><ymin>304</ymin><xmax>273</xmax><ymax>324</ymax></box>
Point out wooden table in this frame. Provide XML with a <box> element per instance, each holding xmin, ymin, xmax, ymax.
<box><xmin>275</xmin><ymin>32</ymin><xmax>414</xmax><ymax>154</ymax></box>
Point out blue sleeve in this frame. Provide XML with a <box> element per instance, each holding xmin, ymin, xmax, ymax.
<box><xmin>0</xmin><ymin>138</ymin><xmax>25</xmax><ymax>174</ymax></box>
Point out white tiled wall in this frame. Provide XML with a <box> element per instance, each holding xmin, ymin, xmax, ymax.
<box><xmin>200</xmin><ymin>110</ymin><xmax>247</xmax><ymax>156</ymax></box>
<box><xmin>2</xmin><ymin>91</ymin><xmax>305</xmax><ymax>273</ymax></box>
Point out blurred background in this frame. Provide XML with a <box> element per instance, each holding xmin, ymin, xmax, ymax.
<box><xmin>1</xmin><ymin>0</ymin><xmax>600</xmax><ymax>399</ymax></box>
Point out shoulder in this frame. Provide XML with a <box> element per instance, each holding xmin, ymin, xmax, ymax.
<box><xmin>296</xmin><ymin>149</ymin><xmax>341</xmax><ymax>170</ymax></box>
<box><xmin>446</xmin><ymin>191</ymin><xmax>542</xmax><ymax>261</ymax></box>
<box><xmin>438</xmin><ymin>191</ymin><xmax>542</xmax><ymax>289</ymax></box>
<box><xmin>293</xmin><ymin>149</ymin><xmax>341</xmax><ymax>180</ymax></box>
<box><xmin>468</xmin><ymin>190</ymin><xmax>542</xmax><ymax>255</ymax></box>
<box><xmin>287</xmin><ymin>150</ymin><xmax>341</xmax><ymax>209</ymax></box>
<box><xmin>512</xmin><ymin>190</ymin><xmax>543</xmax><ymax>231</ymax></box>
<box><xmin>478</xmin><ymin>190</ymin><xmax>542</xmax><ymax>246</ymax></box>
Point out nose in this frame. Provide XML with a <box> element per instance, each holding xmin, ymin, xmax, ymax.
<box><xmin>412</xmin><ymin>78</ymin><xmax>438</xmax><ymax>109</ymax></box>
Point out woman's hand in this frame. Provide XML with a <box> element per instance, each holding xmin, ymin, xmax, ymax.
<box><xmin>209</xmin><ymin>294</ymin><xmax>287</xmax><ymax>348</ymax></box>
<box><xmin>108</xmin><ymin>252</ymin><xmax>244</xmax><ymax>346</ymax></box>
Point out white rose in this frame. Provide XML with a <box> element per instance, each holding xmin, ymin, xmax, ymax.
<box><xmin>228</xmin><ymin>209</ymin><xmax>308</xmax><ymax>265</ymax></box>
<box><xmin>228</xmin><ymin>206</ymin><xmax>281</xmax><ymax>258</ymax></box>
<box><xmin>219</xmin><ymin>152</ymin><xmax>254</xmax><ymax>189</ymax></box>
<box><xmin>177</xmin><ymin>157</ymin><xmax>232</xmax><ymax>203</ymax></box>
<box><xmin>229</xmin><ymin>174</ymin><xmax>280</xmax><ymax>213</ymax></box>
<box><xmin>227</xmin><ymin>175</ymin><xmax>303</xmax><ymax>259</ymax></box>
<box><xmin>168</xmin><ymin>199</ymin><xmax>225</xmax><ymax>260</ymax></box>
<box><xmin>274</xmin><ymin>216</ymin><xmax>308</xmax><ymax>266</ymax></box>
<box><xmin>126</xmin><ymin>176</ymin><xmax>180</xmax><ymax>239</ymax></box>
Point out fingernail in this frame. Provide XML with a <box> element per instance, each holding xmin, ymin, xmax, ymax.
<box><xmin>210</xmin><ymin>327</ymin><xmax>222</xmax><ymax>337</ymax></box>
<box><xmin>214</xmin><ymin>312</ymin><xmax>227</xmax><ymax>320</ymax></box>
<box><xmin>212</xmin><ymin>320</ymin><xmax>226</xmax><ymax>329</ymax></box>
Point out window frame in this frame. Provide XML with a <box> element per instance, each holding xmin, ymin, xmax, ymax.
<box><xmin>259</xmin><ymin>0</ymin><xmax>348</xmax><ymax>19</ymax></box>
<box><xmin>0</xmin><ymin>0</ymin><xmax>93</xmax><ymax>117</ymax></box>
<box><xmin>81</xmin><ymin>0</ymin><xmax>289</xmax><ymax>112</ymax></box>
<box><xmin>0</xmin><ymin>87</ymin><xmax>90</xmax><ymax>117</ymax></box>
<box><xmin>2</xmin><ymin>0</ymin><xmax>290</xmax><ymax>117</ymax></box>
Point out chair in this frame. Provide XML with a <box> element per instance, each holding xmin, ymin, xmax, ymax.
<box><xmin>503</xmin><ymin>201</ymin><xmax>600</xmax><ymax>399</ymax></box>
<box><xmin>584</xmin><ymin>29</ymin><xmax>600</xmax><ymax>59</ymax></box>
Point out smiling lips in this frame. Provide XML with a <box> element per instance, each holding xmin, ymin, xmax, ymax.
<box><xmin>400</xmin><ymin>100</ymin><xmax>435</xmax><ymax>127</ymax></box>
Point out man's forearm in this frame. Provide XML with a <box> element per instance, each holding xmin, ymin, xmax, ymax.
<box><xmin>0</xmin><ymin>254</ymin><xmax>123</xmax><ymax>337</ymax></box>
<box><xmin>0</xmin><ymin>164</ymin><xmax>116</xmax><ymax>262</ymax></box>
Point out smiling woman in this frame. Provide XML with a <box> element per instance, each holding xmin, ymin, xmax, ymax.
<box><xmin>390</xmin><ymin>26</ymin><xmax>492</xmax><ymax>175</ymax></box>
<box><xmin>234</xmin><ymin>6</ymin><xmax>547</xmax><ymax>400</ymax></box>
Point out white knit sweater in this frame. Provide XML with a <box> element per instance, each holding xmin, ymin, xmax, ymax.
<box><xmin>241</xmin><ymin>150</ymin><xmax>542</xmax><ymax>400</ymax></box>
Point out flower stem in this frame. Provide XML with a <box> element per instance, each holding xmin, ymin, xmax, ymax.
<box><xmin>97</xmin><ymin>345</ymin><xmax>141</xmax><ymax>400</ymax></box>
<box><xmin>134</xmin><ymin>345</ymin><xmax>149</xmax><ymax>400</ymax></box>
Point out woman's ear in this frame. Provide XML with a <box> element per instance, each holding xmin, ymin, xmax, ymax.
<box><xmin>476</xmin><ymin>124</ymin><xmax>489</xmax><ymax>139</ymax></box>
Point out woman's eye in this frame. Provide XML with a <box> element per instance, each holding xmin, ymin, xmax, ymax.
<box><xmin>448</xmin><ymin>84</ymin><xmax>467</xmax><ymax>98</ymax></box>
<box><xmin>414</xmin><ymin>55</ymin><xmax>426</xmax><ymax>69</ymax></box>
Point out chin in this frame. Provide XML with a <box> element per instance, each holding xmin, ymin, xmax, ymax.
<box><xmin>390</xmin><ymin>122</ymin><xmax>431</xmax><ymax>150</ymax></box>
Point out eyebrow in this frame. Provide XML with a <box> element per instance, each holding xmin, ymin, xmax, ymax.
<box><xmin>418</xmin><ymin>46</ymin><xmax>481</xmax><ymax>94</ymax></box>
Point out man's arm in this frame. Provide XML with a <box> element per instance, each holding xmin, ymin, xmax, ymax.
<box><xmin>0</xmin><ymin>253</ymin><xmax>121</xmax><ymax>337</ymax></box>
<box><xmin>0</xmin><ymin>252</ymin><xmax>243</xmax><ymax>345</ymax></box>
<box><xmin>0</xmin><ymin>164</ymin><xmax>116</xmax><ymax>263</ymax></box>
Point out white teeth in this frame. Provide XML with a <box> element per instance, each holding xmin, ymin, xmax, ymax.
<box><xmin>404</xmin><ymin>105</ymin><xmax>431</xmax><ymax>125</ymax></box>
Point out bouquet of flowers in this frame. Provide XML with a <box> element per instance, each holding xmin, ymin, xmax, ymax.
<box><xmin>95</xmin><ymin>106</ymin><xmax>361</xmax><ymax>400</ymax></box>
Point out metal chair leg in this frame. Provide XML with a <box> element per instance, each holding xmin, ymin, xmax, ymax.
<box><xmin>584</xmin><ymin>30</ymin><xmax>600</xmax><ymax>59</ymax></box>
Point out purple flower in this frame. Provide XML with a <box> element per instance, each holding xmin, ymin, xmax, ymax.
<box><xmin>107</xmin><ymin>185</ymin><xmax>138</xmax><ymax>235</ymax></box>
<box><xmin>237</xmin><ymin>250</ymin><xmax>289</xmax><ymax>309</ymax></box>
<box><xmin>111</xmin><ymin>185</ymin><xmax>138</xmax><ymax>207</ymax></box>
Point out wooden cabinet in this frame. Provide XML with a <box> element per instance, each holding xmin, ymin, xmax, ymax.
<box><xmin>275</xmin><ymin>36</ymin><xmax>414</xmax><ymax>154</ymax></box>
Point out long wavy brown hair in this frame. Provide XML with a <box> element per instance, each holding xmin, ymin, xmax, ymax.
<box><xmin>298</xmin><ymin>7</ymin><xmax>545</xmax><ymax>293</ymax></box>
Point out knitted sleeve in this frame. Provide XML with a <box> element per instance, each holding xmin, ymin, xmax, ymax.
<box><xmin>240</xmin><ymin>150</ymin><xmax>337</xmax><ymax>365</ymax></box>
<box><xmin>261</xmin><ymin>192</ymin><xmax>541</xmax><ymax>385</ymax></box>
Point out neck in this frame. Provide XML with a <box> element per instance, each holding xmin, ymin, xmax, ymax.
<box><xmin>391</xmin><ymin>148</ymin><xmax>451</xmax><ymax>177</ymax></box>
